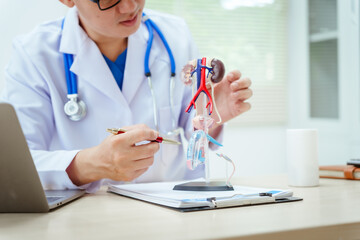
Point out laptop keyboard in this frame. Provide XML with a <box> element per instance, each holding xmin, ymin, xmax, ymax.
<box><xmin>46</xmin><ymin>196</ymin><xmax>63</xmax><ymax>202</ymax></box>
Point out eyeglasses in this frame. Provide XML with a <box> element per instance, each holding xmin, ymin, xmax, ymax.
<box><xmin>89</xmin><ymin>0</ymin><xmax>121</xmax><ymax>11</ymax></box>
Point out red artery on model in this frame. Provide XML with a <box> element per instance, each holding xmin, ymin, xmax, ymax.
<box><xmin>185</xmin><ymin>57</ymin><xmax>213</xmax><ymax>115</ymax></box>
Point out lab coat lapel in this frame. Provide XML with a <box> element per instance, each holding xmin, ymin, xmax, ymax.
<box><xmin>59</xmin><ymin>7</ymin><xmax>129</xmax><ymax>108</ymax></box>
<box><xmin>122</xmin><ymin>23</ymin><xmax>157</xmax><ymax>104</ymax></box>
<box><xmin>70</xmin><ymin>39</ymin><xmax>127</xmax><ymax>105</ymax></box>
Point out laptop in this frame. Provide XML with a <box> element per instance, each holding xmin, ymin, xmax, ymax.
<box><xmin>0</xmin><ymin>103</ymin><xmax>85</xmax><ymax>213</ymax></box>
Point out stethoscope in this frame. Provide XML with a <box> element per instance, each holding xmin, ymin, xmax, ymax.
<box><xmin>142</xmin><ymin>13</ymin><xmax>178</xmax><ymax>134</ymax></box>
<box><xmin>62</xmin><ymin>14</ymin><xmax>179</xmax><ymax>134</ymax></box>
<box><xmin>62</xmin><ymin>19</ymin><xmax>86</xmax><ymax>121</ymax></box>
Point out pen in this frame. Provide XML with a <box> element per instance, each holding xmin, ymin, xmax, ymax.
<box><xmin>106</xmin><ymin>128</ymin><xmax>181</xmax><ymax>145</ymax></box>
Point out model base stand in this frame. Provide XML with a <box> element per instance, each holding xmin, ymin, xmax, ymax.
<box><xmin>173</xmin><ymin>181</ymin><xmax>233</xmax><ymax>191</ymax></box>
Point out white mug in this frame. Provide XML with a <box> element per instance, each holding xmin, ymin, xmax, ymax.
<box><xmin>286</xmin><ymin>129</ymin><xmax>319</xmax><ymax>187</ymax></box>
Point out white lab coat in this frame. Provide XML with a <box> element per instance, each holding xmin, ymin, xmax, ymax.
<box><xmin>2</xmin><ymin>8</ymin><xmax>222</xmax><ymax>192</ymax></box>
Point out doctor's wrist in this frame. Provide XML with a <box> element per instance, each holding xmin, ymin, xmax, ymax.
<box><xmin>66</xmin><ymin>148</ymin><xmax>100</xmax><ymax>186</ymax></box>
<box><xmin>66</xmin><ymin>157</ymin><xmax>83</xmax><ymax>186</ymax></box>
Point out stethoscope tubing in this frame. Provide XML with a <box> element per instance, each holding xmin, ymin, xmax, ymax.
<box><xmin>142</xmin><ymin>13</ymin><xmax>176</xmax><ymax>77</ymax></box>
<box><xmin>62</xmin><ymin>19</ymin><xmax>77</xmax><ymax>96</ymax></box>
<box><xmin>67</xmin><ymin>54</ymin><xmax>77</xmax><ymax>95</ymax></box>
<box><xmin>144</xmin><ymin>18</ymin><xmax>154</xmax><ymax>77</ymax></box>
<box><xmin>142</xmin><ymin>13</ymin><xmax>178</xmax><ymax>133</ymax></box>
<box><xmin>148</xmin><ymin>19</ymin><xmax>176</xmax><ymax>76</ymax></box>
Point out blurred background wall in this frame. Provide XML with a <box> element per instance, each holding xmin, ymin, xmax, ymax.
<box><xmin>0</xmin><ymin>0</ymin><xmax>359</xmax><ymax>180</ymax></box>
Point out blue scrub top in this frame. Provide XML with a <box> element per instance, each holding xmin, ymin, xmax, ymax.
<box><xmin>103</xmin><ymin>49</ymin><xmax>127</xmax><ymax>91</ymax></box>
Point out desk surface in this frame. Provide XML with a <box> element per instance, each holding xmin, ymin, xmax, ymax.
<box><xmin>1</xmin><ymin>175</ymin><xmax>360</xmax><ymax>240</ymax></box>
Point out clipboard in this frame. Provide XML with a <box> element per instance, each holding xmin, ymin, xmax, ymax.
<box><xmin>107</xmin><ymin>180</ymin><xmax>303</xmax><ymax>212</ymax></box>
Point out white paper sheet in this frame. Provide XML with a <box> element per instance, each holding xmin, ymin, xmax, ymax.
<box><xmin>108</xmin><ymin>180</ymin><xmax>293</xmax><ymax>209</ymax></box>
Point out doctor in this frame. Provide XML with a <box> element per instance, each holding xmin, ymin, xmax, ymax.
<box><xmin>2</xmin><ymin>0</ymin><xmax>252</xmax><ymax>192</ymax></box>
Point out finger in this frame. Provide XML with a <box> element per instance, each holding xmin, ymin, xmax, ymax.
<box><xmin>225</xmin><ymin>70</ymin><xmax>242</xmax><ymax>83</ymax></box>
<box><xmin>129</xmin><ymin>142</ymin><xmax>160</xmax><ymax>160</ymax></box>
<box><xmin>126</xmin><ymin>128</ymin><xmax>159</xmax><ymax>145</ymax></box>
<box><xmin>230</xmin><ymin>77</ymin><xmax>252</xmax><ymax>91</ymax></box>
<box><xmin>117</xmin><ymin>168</ymin><xmax>149</xmax><ymax>182</ymax></box>
<box><xmin>234</xmin><ymin>101</ymin><xmax>251</xmax><ymax>115</ymax></box>
<box><xmin>231</xmin><ymin>89</ymin><xmax>253</xmax><ymax>101</ymax></box>
<box><xmin>121</xmin><ymin>124</ymin><xmax>150</xmax><ymax>132</ymax></box>
<box><xmin>132</xmin><ymin>157</ymin><xmax>155</xmax><ymax>171</ymax></box>
<box><xmin>131</xmin><ymin>168</ymin><xmax>149</xmax><ymax>180</ymax></box>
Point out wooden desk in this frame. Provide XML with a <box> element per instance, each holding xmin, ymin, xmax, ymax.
<box><xmin>1</xmin><ymin>175</ymin><xmax>360</xmax><ymax>240</ymax></box>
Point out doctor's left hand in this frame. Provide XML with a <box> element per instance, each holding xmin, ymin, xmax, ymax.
<box><xmin>201</xmin><ymin>70</ymin><xmax>251</xmax><ymax>138</ymax></box>
<box><xmin>203</xmin><ymin>70</ymin><xmax>252</xmax><ymax>139</ymax></box>
<box><xmin>66</xmin><ymin>125</ymin><xmax>160</xmax><ymax>186</ymax></box>
<box><xmin>210</xmin><ymin>70</ymin><xmax>252</xmax><ymax>124</ymax></box>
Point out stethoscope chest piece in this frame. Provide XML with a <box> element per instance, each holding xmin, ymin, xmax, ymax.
<box><xmin>64</xmin><ymin>94</ymin><xmax>87</xmax><ymax>121</ymax></box>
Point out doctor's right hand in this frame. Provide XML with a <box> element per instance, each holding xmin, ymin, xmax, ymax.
<box><xmin>66</xmin><ymin>124</ymin><xmax>160</xmax><ymax>186</ymax></box>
